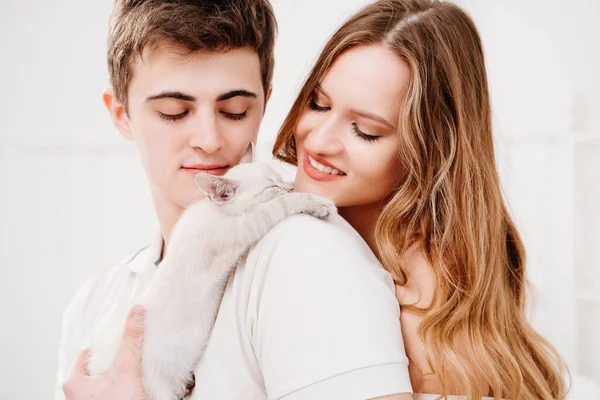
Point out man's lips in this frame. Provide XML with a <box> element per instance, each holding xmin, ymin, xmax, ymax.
<box><xmin>181</xmin><ymin>164</ymin><xmax>230</xmax><ymax>176</ymax></box>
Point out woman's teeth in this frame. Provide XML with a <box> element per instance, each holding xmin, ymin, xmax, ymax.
<box><xmin>308</xmin><ymin>155</ymin><xmax>345</xmax><ymax>175</ymax></box>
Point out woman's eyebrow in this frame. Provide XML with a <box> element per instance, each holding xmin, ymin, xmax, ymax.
<box><xmin>350</xmin><ymin>108</ymin><xmax>395</xmax><ymax>130</ymax></box>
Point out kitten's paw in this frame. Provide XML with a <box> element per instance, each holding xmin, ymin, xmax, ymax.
<box><xmin>143</xmin><ymin>373</ymin><xmax>185</xmax><ymax>400</ymax></box>
<box><xmin>286</xmin><ymin>192</ymin><xmax>337</xmax><ymax>219</ymax></box>
<box><xmin>302</xmin><ymin>195</ymin><xmax>336</xmax><ymax>219</ymax></box>
<box><xmin>314</xmin><ymin>198</ymin><xmax>336</xmax><ymax>219</ymax></box>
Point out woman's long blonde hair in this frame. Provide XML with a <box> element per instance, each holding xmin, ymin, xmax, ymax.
<box><xmin>273</xmin><ymin>0</ymin><xmax>569</xmax><ymax>398</ymax></box>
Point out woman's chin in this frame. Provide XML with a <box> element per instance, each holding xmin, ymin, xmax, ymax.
<box><xmin>295</xmin><ymin>175</ymin><xmax>334</xmax><ymax>199</ymax></box>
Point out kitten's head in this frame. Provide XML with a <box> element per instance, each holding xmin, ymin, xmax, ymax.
<box><xmin>195</xmin><ymin>162</ymin><xmax>293</xmax><ymax>207</ymax></box>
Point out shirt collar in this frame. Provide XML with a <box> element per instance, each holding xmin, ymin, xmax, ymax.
<box><xmin>125</xmin><ymin>232</ymin><xmax>163</xmax><ymax>274</ymax></box>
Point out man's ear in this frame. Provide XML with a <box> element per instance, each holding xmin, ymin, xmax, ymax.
<box><xmin>195</xmin><ymin>173</ymin><xmax>239</xmax><ymax>204</ymax></box>
<box><xmin>103</xmin><ymin>87</ymin><xmax>133</xmax><ymax>140</ymax></box>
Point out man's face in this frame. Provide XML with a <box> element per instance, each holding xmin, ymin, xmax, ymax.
<box><xmin>106</xmin><ymin>45</ymin><xmax>267</xmax><ymax>211</ymax></box>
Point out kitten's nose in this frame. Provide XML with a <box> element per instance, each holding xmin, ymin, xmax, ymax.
<box><xmin>282</xmin><ymin>183</ymin><xmax>294</xmax><ymax>192</ymax></box>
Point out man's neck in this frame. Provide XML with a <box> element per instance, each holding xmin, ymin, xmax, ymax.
<box><xmin>151</xmin><ymin>191</ymin><xmax>183</xmax><ymax>260</ymax></box>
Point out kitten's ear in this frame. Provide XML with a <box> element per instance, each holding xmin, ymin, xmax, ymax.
<box><xmin>195</xmin><ymin>173</ymin><xmax>238</xmax><ymax>204</ymax></box>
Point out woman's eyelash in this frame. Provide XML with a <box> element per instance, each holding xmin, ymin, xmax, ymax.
<box><xmin>306</xmin><ymin>95</ymin><xmax>378</xmax><ymax>142</ymax></box>
<box><xmin>159</xmin><ymin>110</ymin><xmax>189</xmax><ymax>121</ymax></box>
<box><xmin>308</xmin><ymin>97</ymin><xmax>330</xmax><ymax>112</ymax></box>
<box><xmin>222</xmin><ymin>111</ymin><xmax>247</xmax><ymax>121</ymax></box>
<box><xmin>352</xmin><ymin>123</ymin><xmax>379</xmax><ymax>142</ymax></box>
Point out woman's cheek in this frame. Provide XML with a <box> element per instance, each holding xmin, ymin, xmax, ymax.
<box><xmin>296</xmin><ymin>111</ymin><xmax>323</xmax><ymax>141</ymax></box>
<box><xmin>294</xmin><ymin>117</ymin><xmax>309</xmax><ymax>142</ymax></box>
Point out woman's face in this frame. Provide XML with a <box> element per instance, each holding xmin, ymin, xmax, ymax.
<box><xmin>293</xmin><ymin>45</ymin><xmax>409</xmax><ymax>210</ymax></box>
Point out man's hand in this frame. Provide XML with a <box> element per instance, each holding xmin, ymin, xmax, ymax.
<box><xmin>62</xmin><ymin>305</ymin><xmax>147</xmax><ymax>400</ymax></box>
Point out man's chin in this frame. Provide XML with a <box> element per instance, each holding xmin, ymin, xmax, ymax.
<box><xmin>171</xmin><ymin>193</ymin><xmax>208</xmax><ymax>210</ymax></box>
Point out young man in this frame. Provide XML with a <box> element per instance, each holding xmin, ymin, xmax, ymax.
<box><xmin>57</xmin><ymin>1</ymin><xmax>413</xmax><ymax>399</ymax></box>
<box><xmin>56</xmin><ymin>0</ymin><xmax>276</xmax><ymax>398</ymax></box>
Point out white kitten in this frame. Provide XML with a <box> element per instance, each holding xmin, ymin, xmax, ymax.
<box><xmin>87</xmin><ymin>161</ymin><xmax>336</xmax><ymax>400</ymax></box>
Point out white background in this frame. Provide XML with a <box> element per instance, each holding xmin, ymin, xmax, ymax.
<box><xmin>0</xmin><ymin>0</ymin><xmax>599</xmax><ymax>398</ymax></box>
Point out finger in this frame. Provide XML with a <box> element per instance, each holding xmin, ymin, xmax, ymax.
<box><xmin>63</xmin><ymin>374</ymin><xmax>105</xmax><ymax>400</ymax></box>
<box><xmin>113</xmin><ymin>305</ymin><xmax>145</xmax><ymax>374</ymax></box>
<box><xmin>63</xmin><ymin>348</ymin><xmax>93</xmax><ymax>399</ymax></box>
<box><xmin>66</xmin><ymin>348</ymin><xmax>92</xmax><ymax>379</ymax></box>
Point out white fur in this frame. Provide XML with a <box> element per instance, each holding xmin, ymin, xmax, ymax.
<box><xmin>87</xmin><ymin>162</ymin><xmax>336</xmax><ymax>400</ymax></box>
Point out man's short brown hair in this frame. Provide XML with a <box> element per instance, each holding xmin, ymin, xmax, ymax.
<box><xmin>107</xmin><ymin>0</ymin><xmax>277</xmax><ymax>110</ymax></box>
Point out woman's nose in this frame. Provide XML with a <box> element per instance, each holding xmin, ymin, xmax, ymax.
<box><xmin>304</xmin><ymin>115</ymin><xmax>344</xmax><ymax>156</ymax></box>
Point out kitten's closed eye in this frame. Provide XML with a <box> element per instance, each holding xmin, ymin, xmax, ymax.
<box><xmin>265</xmin><ymin>185</ymin><xmax>282</xmax><ymax>192</ymax></box>
<box><xmin>267</xmin><ymin>184</ymin><xmax>293</xmax><ymax>193</ymax></box>
<box><xmin>281</xmin><ymin>183</ymin><xmax>294</xmax><ymax>193</ymax></box>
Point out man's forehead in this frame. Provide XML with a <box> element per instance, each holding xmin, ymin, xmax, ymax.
<box><xmin>128</xmin><ymin>44</ymin><xmax>263</xmax><ymax>101</ymax></box>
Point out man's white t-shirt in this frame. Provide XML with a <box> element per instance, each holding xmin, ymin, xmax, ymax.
<box><xmin>55</xmin><ymin>214</ymin><xmax>412</xmax><ymax>399</ymax></box>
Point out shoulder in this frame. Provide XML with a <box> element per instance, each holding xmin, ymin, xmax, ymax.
<box><xmin>62</xmin><ymin>245</ymin><xmax>151</xmax><ymax>324</ymax></box>
<box><xmin>269</xmin><ymin>211</ymin><xmax>356</xmax><ymax>239</ymax></box>
<box><xmin>244</xmin><ymin>213</ymin><xmax>395</xmax><ymax>298</ymax></box>
<box><xmin>251</xmin><ymin>212</ymin><xmax>379</xmax><ymax>266</ymax></box>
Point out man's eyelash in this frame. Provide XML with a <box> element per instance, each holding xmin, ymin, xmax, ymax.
<box><xmin>159</xmin><ymin>110</ymin><xmax>189</xmax><ymax>121</ymax></box>
<box><xmin>159</xmin><ymin>110</ymin><xmax>248</xmax><ymax>122</ymax></box>
<box><xmin>222</xmin><ymin>111</ymin><xmax>247</xmax><ymax>121</ymax></box>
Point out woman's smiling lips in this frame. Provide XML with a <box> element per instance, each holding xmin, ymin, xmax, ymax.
<box><xmin>302</xmin><ymin>150</ymin><xmax>346</xmax><ymax>182</ymax></box>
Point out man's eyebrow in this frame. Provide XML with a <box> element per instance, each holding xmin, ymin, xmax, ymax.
<box><xmin>146</xmin><ymin>92</ymin><xmax>196</xmax><ymax>102</ymax></box>
<box><xmin>217</xmin><ymin>90</ymin><xmax>258</xmax><ymax>101</ymax></box>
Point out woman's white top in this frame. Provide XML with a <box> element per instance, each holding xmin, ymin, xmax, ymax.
<box><xmin>55</xmin><ymin>213</ymin><xmax>413</xmax><ymax>399</ymax></box>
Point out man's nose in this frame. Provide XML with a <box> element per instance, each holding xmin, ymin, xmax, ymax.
<box><xmin>188</xmin><ymin>112</ymin><xmax>224</xmax><ymax>154</ymax></box>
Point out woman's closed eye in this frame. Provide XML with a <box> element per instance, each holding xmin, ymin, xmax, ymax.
<box><xmin>307</xmin><ymin>91</ymin><xmax>379</xmax><ymax>142</ymax></box>
<box><xmin>309</xmin><ymin>96</ymin><xmax>331</xmax><ymax>112</ymax></box>
<box><xmin>352</xmin><ymin>123</ymin><xmax>379</xmax><ymax>142</ymax></box>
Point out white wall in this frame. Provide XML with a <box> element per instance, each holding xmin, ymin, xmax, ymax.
<box><xmin>0</xmin><ymin>0</ymin><xmax>598</xmax><ymax>398</ymax></box>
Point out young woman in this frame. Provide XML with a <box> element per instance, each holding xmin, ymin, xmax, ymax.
<box><xmin>273</xmin><ymin>0</ymin><xmax>569</xmax><ymax>398</ymax></box>
<box><xmin>63</xmin><ymin>0</ymin><xmax>568</xmax><ymax>399</ymax></box>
